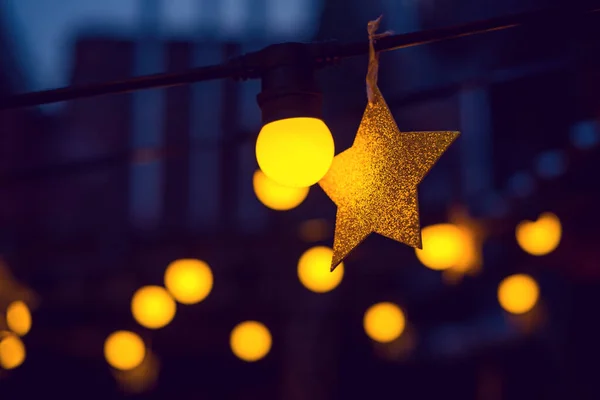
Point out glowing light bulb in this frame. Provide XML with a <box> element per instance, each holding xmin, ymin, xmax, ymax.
<box><xmin>230</xmin><ymin>321</ymin><xmax>272</xmax><ymax>362</ymax></box>
<box><xmin>415</xmin><ymin>224</ymin><xmax>469</xmax><ymax>270</ymax></box>
<box><xmin>515</xmin><ymin>212</ymin><xmax>561</xmax><ymax>256</ymax></box>
<box><xmin>297</xmin><ymin>246</ymin><xmax>344</xmax><ymax>293</ymax></box>
<box><xmin>131</xmin><ymin>286</ymin><xmax>176</xmax><ymax>329</ymax></box>
<box><xmin>104</xmin><ymin>331</ymin><xmax>146</xmax><ymax>371</ymax></box>
<box><xmin>0</xmin><ymin>333</ymin><xmax>25</xmax><ymax>369</ymax></box>
<box><xmin>6</xmin><ymin>301</ymin><xmax>32</xmax><ymax>336</ymax></box>
<box><xmin>253</xmin><ymin>169</ymin><xmax>310</xmax><ymax>211</ymax></box>
<box><xmin>497</xmin><ymin>274</ymin><xmax>540</xmax><ymax>314</ymax></box>
<box><xmin>164</xmin><ymin>258</ymin><xmax>213</xmax><ymax>305</ymax></box>
<box><xmin>363</xmin><ymin>302</ymin><xmax>406</xmax><ymax>343</ymax></box>
<box><xmin>256</xmin><ymin>117</ymin><xmax>334</xmax><ymax>188</ymax></box>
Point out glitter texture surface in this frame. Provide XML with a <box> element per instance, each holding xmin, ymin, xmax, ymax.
<box><xmin>319</xmin><ymin>86</ymin><xmax>458</xmax><ymax>270</ymax></box>
<box><xmin>319</xmin><ymin>85</ymin><xmax>459</xmax><ymax>270</ymax></box>
<box><xmin>318</xmin><ymin>16</ymin><xmax>459</xmax><ymax>271</ymax></box>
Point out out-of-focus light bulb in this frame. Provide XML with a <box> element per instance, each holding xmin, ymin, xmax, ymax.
<box><xmin>230</xmin><ymin>321</ymin><xmax>272</xmax><ymax>362</ymax></box>
<box><xmin>164</xmin><ymin>259</ymin><xmax>213</xmax><ymax>305</ymax></box>
<box><xmin>297</xmin><ymin>246</ymin><xmax>344</xmax><ymax>293</ymax></box>
<box><xmin>256</xmin><ymin>117</ymin><xmax>334</xmax><ymax>188</ymax></box>
<box><xmin>415</xmin><ymin>224</ymin><xmax>469</xmax><ymax>270</ymax></box>
<box><xmin>6</xmin><ymin>301</ymin><xmax>32</xmax><ymax>336</ymax></box>
<box><xmin>253</xmin><ymin>169</ymin><xmax>309</xmax><ymax>211</ymax></box>
<box><xmin>104</xmin><ymin>330</ymin><xmax>146</xmax><ymax>371</ymax></box>
<box><xmin>131</xmin><ymin>286</ymin><xmax>176</xmax><ymax>329</ymax></box>
<box><xmin>0</xmin><ymin>333</ymin><xmax>26</xmax><ymax>370</ymax></box>
<box><xmin>515</xmin><ymin>212</ymin><xmax>561</xmax><ymax>256</ymax></box>
<box><xmin>497</xmin><ymin>274</ymin><xmax>540</xmax><ymax>314</ymax></box>
<box><xmin>363</xmin><ymin>302</ymin><xmax>406</xmax><ymax>343</ymax></box>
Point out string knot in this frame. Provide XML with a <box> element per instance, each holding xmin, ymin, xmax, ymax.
<box><xmin>366</xmin><ymin>15</ymin><xmax>393</xmax><ymax>104</ymax></box>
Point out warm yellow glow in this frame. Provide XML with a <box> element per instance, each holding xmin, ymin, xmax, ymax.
<box><xmin>256</xmin><ymin>117</ymin><xmax>335</xmax><ymax>188</ymax></box>
<box><xmin>453</xmin><ymin>226</ymin><xmax>479</xmax><ymax>272</ymax></box>
<box><xmin>164</xmin><ymin>259</ymin><xmax>213</xmax><ymax>305</ymax></box>
<box><xmin>497</xmin><ymin>274</ymin><xmax>540</xmax><ymax>314</ymax></box>
<box><xmin>104</xmin><ymin>331</ymin><xmax>146</xmax><ymax>371</ymax></box>
<box><xmin>113</xmin><ymin>349</ymin><xmax>159</xmax><ymax>394</ymax></box>
<box><xmin>252</xmin><ymin>169</ymin><xmax>309</xmax><ymax>211</ymax></box>
<box><xmin>297</xmin><ymin>246</ymin><xmax>344</xmax><ymax>293</ymax></box>
<box><xmin>230</xmin><ymin>321</ymin><xmax>272</xmax><ymax>362</ymax></box>
<box><xmin>415</xmin><ymin>224</ymin><xmax>470</xmax><ymax>270</ymax></box>
<box><xmin>131</xmin><ymin>286</ymin><xmax>176</xmax><ymax>329</ymax></box>
<box><xmin>0</xmin><ymin>333</ymin><xmax>25</xmax><ymax>369</ymax></box>
<box><xmin>6</xmin><ymin>301</ymin><xmax>32</xmax><ymax>336</ymax></box>
<box><xmin>363</xmin><ymin>302</ymin><xmax>406</xmax><ymax>343</ymax></box>
<box><xmin>516</xmin><ymin>212</ymin><xmax>561</xmax><ymax>256</ymax></box>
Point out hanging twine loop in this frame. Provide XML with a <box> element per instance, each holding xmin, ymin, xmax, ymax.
<box><xmin>366</xmin><ymin>15</ymin><xmax>393</xmax><ymax>104</ymax></box>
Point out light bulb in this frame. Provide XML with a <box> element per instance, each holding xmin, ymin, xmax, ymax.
<box><xmin>515</xmin><ymin>212</ymin><xmax>561</xmax><ymax>256</ymax></box>
<box><xmin>104</xmin><ymin>330</ymin><xmax>146</xmax><ymax>371</ymax></box>
<box><xmin>131</xmin><ymin>286</ymin><xmax>176</xmax><ymax>329</ymax></box>
<box><xmin>497</xmin><ymin>274</ymin><xmax>540</xmax><ymax>315</ymax></box>
<box><xmin>253</xmin><ymin>169</ymin><xmax>309</xmax><ymax>211</ymax></box>
<box><xmin>415</xmin><ymin>224</ymin><xmax>470</xmax><ymax>270</ymax></box>
<box><xmin>6</xmin><ymin>301</ymin><xmax>32</xmax><ymax>336</ymax></box>
<box><xmin>297</xmin><ymin>246</ymin><xmax>344</xmax><ymax>293</ymax></box>
<box><xmin>256</xmin><ymin>117</ymin><xmax>334</xmax><ymax>188</ymax></box>
<box><xmin>0</xmin><ymin>333</ymin><xmax>25</xmax><ymax>370</ymax></box>
<box><xmin>363</xmin><ymin>302</ymin><xmax>406</xmax><ymax>343</ymax></box>
<box><xmin>230</xmin><ymin>321</ymin><xmax>272</xmax><ymax>362</ymax></box>
<box><xmin>164</xmin><ymin>259</ymin><xmax>213</xmax><ymax>305</ymax></box>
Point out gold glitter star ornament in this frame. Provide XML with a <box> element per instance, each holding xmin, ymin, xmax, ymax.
<box><xmin>319</xmin><ymin>16</ymin><xmax>459</xmax><ymax>270</ymax></box>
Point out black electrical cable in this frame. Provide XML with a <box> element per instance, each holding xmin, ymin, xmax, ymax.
<box><xmin>1</xmin><ymin>3</ymin><xmax>599</xmax><ymax>110</ymax></box>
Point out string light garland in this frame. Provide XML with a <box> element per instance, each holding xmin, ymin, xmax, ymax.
<box><xmin>0</xmin><ymin>4</ymin><xmax>597</xmax><ymax>111</ymax></box>
<box><xmin>0</xmin><ymin>5</ymin><xmax>599</xmax><ymax>382</ymax></box>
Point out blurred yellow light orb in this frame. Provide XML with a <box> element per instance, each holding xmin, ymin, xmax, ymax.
<box><xmin>6</xmin><ymin>301</ymin><xmax>32</xmax><ymax>336</ymax></box>
<box><xmin>497</xmin><ymin>274</ymin><xmax>540</xmax><ymax>314</ymax></box>
<box><xmin>256</xmin><ymin>117</ymin><xmax>335</xmax><ymax>188</ymax></box>
<box><xmin>164</xmin><ymin>258</ymin><xmax>213</xmax><ymax>305</ymax></box>
<box><xmin>515</xmin><ymin>212</ymin><xmax>561</xmax><ymax>256</ymax></box>
<box><xmin>131</xmin><ymin>286</ymin><xmax>176</xmax><ymax>329</ymax></box>
<box><xmin>297</xmin><ymin>246</ymin><xmax>344</xmax><ymax>293</ymax></box>
<box><xmin>0</xmin><ymin>333</ymin><xmax>26</xmax><ymax>369</ymax></box>
<box><xmin>104</xmin><ymin>330</ymin><xmax>146</xmax><ymax>371</ymax></box>
<box><xmin>253</xmin><ymin>169</ymin><xmax>310</xmax><ymax>211</ymax></box>
<box><xmin>363</xmin><ymin>302</ymin><xmax>406</xmax><ymax>343</ymax></box>
<box><xmin>415</xmin><ymin>224</ymin><xmax>469</xmax><ymax>270</ymax></box>
<box><xmin>230</xmin><ymin>321</ymin><xmax>272</xmax><ymax>362</ymax></box>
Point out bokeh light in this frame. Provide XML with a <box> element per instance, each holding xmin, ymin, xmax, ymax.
<box><xmin>570</xmin><ymin>120</ymin><xmax>598</xmax><ymax>150</ymax></box>
<box><xmin>515</xmin><ymin>212</ymin><xmax>562</xmax><ymax>256</ymax></box>
<box><xmin>104</xmin><ymin>330</ymin><xmax>146</xmax><ymax>371</ymax></box>
<box><xmin>112</xmin><ymin>349</ymin><xmax>159</xmax><ymax>394</ymax></box>
<box><xmin>230</xmin><ymin>321</ymin><xmax>272</xmax><ymax>362</ymax></box>
<box><xmin>6</xmin><ymin>301</ymin><xmax>32</xmax><ymax>336</ymax></box>
<box><xmin>131</xmin><ymin>286</ymin><xmax>176</xmax><ymax>329</ymax></box>
<box><xmin>0</xmin><ymin>332</ymin><xmax>26</xmax><ymax>369</ymax></box>
<box><xmin>297</xmin><ymin>246</ymin><xmax>344</xmax><ymax>293</ymax></box>
<box><xmin>497</xmin><ymin>274</ymin><xmax>540</xmax><ymax>314</ymax></box>
<box><xmin>507</xmin><ymin>171</ymin><xmax>535</xmax><ymax>198</ymax></box>
<box><xmin>363</xmin><ymin>302</ymin><xmax>406</xmax><ymax>343</ymax></box>
<box><xmin>252</xmin><ymin>169</ymin><xmax>310</xmax><ymax>210</ymax></box>
<box><xmin>415</xmin><ymin>224</ymin><xmax>470</xmax><ymax>270</ymax></box>
<box><xmin>256</xmin><ymin>117</ymin><xmax>335</xmax><ymax>188</ymax></box>
<box><xmin>534</xmin><ymin>150</ymin><xmax>566</xmax><ymax>179</ymax></box>
<box><xmin>298</xmin><ymin>218</ymin><xmax>331</xmax><ymax>242</ymax></box>
<box><xmin>164</xmin><ymin>259</ymin><xmax>213</xmax><ymax>305</ymax></box>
